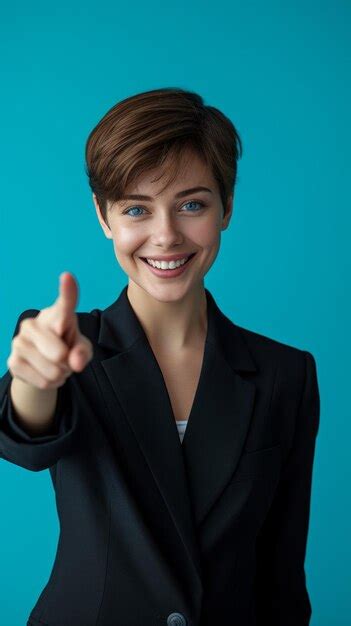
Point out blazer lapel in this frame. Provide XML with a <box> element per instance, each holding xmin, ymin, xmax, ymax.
<box><xmin>95</xmin><ymin>284</ymin><xmax>257</xmax><ymax>589</ymax></box>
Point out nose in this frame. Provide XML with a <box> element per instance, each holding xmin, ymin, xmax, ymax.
<box><xmin>150</xmin><ymin>215</ymin><xmax>184</xmax><ymax>247</ymax></box>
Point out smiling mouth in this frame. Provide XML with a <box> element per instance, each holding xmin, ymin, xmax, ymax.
<box><xmin>140</xmin><ymin>253</ymin><xmax>196</xmax><ymax>266</ymax></box>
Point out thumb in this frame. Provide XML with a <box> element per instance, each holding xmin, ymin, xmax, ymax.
<box><xmin>67</xmin><ymin>334</ymin><xmax>93</xmax><ymax>373</ymax></box>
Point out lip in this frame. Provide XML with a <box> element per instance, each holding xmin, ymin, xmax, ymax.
<box><xmin>140</xmin><ymin>252</ymin><xmax>197</xmax><ymax>278</ymax></box>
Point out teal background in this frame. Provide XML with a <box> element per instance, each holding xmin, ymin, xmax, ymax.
<box><xmin>0</xmin><ymin>0</ymin><xmax>350</xmax><ymax>624</ymax></box>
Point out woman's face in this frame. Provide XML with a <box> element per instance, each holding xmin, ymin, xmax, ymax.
<box><xmin>93</xmin><ymin>149</ymin><xmax>233</xmax><ymax>303</ymax></box>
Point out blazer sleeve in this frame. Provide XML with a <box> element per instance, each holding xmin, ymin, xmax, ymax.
<box><xmin>0</xmin><ymin>309</ymin><xmax>79</xmax><ymax>472</ymax></box>
<box><xmin>254</xmin><ymin>350</ymin><xmax>321</xmax><ymax>626</ymax></box>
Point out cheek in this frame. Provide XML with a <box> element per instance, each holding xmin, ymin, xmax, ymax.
<box><xmin>111</xmin><ymin>227</ymin><xmax>145</xmax><ymax>256</ymax></box>
<box><xmin>190</xmin><ymin>217</ymin><xmax>221</xmax><ymax>249</ymax></box>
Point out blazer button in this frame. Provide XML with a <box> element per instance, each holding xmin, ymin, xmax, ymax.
<box><xmin>167</xmin><ymin>612</ymin><xmax>187</xmax><ymax>626</ymax></box>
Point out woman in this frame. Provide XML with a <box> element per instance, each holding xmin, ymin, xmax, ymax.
<box><xmin>0</xmin><ymin>87</ymin><xmax>320</xmax><ymax>626</ymax></box>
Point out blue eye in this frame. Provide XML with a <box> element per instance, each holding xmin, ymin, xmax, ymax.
<box><xmin>181</xmin><ymin>201</ymin><xmax>204</xmax><ymax>212</ymax></box>
<box><xmin>123</xmin><ymin>200</ymin><xmax>205</xmax><ymax>218</ymax></box>
<box><xmin>124</xmin><ymin>206</ymin><xmax>145</xmax><ymax>217</ymax></box>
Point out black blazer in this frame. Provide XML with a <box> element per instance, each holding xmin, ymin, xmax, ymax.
<box><xmin>0</xmin><ymin>285</ymin><xmax>320</xmax><ymax>626</ymax></box>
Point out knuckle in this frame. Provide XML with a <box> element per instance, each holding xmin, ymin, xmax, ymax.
<box><xmin>46</xmin><ymin>367</ymin><xmax>61</xmax><ymax>382</ymax></box>
<box><xmin>39</xmin><ymin>379</ymin><xmax>51</xmax><ymax>390</ymax></box>
<box><xmin>19</xmin><ymin>318</ymin><xmax>27</xmax><ymax>330</ymax></box>
<box><xmin>12</xmin><ymin>335</ymin><xmax>21</xmax><ymax>349</ymax></box>
<box><xmin>20</xmin><ymin>318</ymin><xmax>32</xmax><ymax>332</ymax></box>
<box><xmin>7</xmin><ymin>362</ymin><xmax>16</xmax><ymax>375</ymax></box>
<box><xmin>48</xmin><ymin>353</ymin><xmax>60</xmax><ymax>365</ymax></box>
<box><xmin>12</xmin><ymin>336</ymin><xmax>28</xmax><ymax>356</ymax></box>
<box><xmin>8</xmin><ymin>354</ymin><xmax>20</xmax><ymax>369</ymax></box>
<box><xmin>52</xmin><ymin>350</ymin><xmax>68</xmax><ymax>365</ymax></box>
<box><xmin>53</xmin><ymin>321</ymin><xmax>64</xmax><ymax>337</ymax></box>
<box><xmin>42</xmin><ymin>366</ymin><xmax>57</xmax><ymax>383</ymax></box>
<box><xmin>44</xmin><ymin>373</ymin><xmax>55</xmax><ymax>383</ymax></box>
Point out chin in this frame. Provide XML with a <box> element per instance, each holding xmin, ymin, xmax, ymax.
<box><xmin>147</xmin><ymin>281</ymin><xmax>201</xmax><ymax>302</ymax></box>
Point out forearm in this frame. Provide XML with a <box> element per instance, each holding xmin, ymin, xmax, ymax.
<box><xmin>9</xmin><ymin>378</ymin><xmax>58</xmax><ymax>437</ymax></box>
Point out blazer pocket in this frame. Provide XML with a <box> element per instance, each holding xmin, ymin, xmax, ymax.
<box><xmin>230</xmin><ymin>443</ymin><xmax>282</xmax><ymax>483</ymax></box>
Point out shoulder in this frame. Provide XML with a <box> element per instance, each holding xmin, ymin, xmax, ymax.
<box><xmin>227</xmin><ymin>317</ymin><xmax>317</xmax><ymax>393</ymax></box>
<box><xmin>230</xmin><ymin>321</ymin><xmax>320</xmax><ymax>436</ymax></box>
<box><xmin>235</xmin><ymin>320</ymin><xmax>312</xmax><ymax>362</ymax></box>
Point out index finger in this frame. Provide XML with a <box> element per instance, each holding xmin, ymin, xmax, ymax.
<box><xmin>56</xmin><ymin>271</ymin><xmax>79</xmax><ymax>314</ymax></box>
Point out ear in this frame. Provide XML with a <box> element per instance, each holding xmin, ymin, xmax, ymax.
<box><xmin>221</xmin><ymin>194</ymin><xmax>234</xmax><ymax>231</ymax></box>
<box><xmin>93</xmin><ymin>193</ymin><xmax>112</xmax><ymax>239</ymax></box>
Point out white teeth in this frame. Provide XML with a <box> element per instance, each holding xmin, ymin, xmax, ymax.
<box><xmin>146</xmin><ymin>256</ymin><xmax>190</xmax><ymax>269</ymax></box>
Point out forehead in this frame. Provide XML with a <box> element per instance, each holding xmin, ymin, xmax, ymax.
<box><xmin>125</xmin><ymin>149</ymin><xmax>217</xmax><ymax>197</ymax></box>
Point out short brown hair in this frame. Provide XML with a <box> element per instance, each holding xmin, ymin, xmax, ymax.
<box><xmin>84</xmin><ymin>87</ymin><xmax>243</xmax><ymax>226</ymax></box>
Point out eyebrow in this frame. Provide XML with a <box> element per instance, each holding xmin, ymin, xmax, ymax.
<box><xmin>119</xmin><ymin>186</ymin><xmax>213</xmax><ymax>202</ymax></box>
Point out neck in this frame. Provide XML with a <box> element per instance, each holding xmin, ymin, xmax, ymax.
<box><xmin>126</xmin><ymin>281</ymin><xmax>208</xmax><ymax>351</ymax></box>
